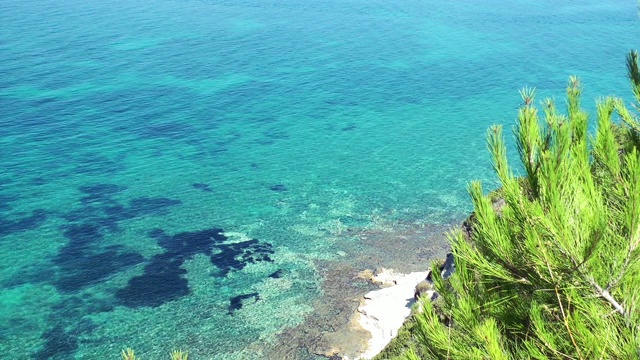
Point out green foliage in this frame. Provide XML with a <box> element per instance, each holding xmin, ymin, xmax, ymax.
<box><xmin>170</xmin><ymin>350</ymin><xmax>188</xmax><ymax>360</ymax></box>
<box><xmin>121</xmin><ymin>348</ymin><xmax>137</xmax><ymax>360</ymax></box>
<box><xmin>119</xmin><ymin>348</ymin><xmax>188</xmax><ymax>359</ymax></box>
<box><xmin>409</xmin><ymin>57</ymin><xmax>640</xmax><ymax>359</ymax></box>
<box><xmin>374</xmin><ymin>316</ymin><xmax>423</xmax><ymax>360</ymax></box>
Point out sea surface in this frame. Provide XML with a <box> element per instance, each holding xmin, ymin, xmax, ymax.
<box><xmin>1</xmin><ymin>0</ymin><xmax>639</xmax><ymax>358</ymax></box>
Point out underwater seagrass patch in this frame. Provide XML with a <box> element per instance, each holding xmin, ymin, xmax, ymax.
<box><xmin>116</xmin><ymin>228</ymin><xmax>274</xmax><ymax>308</ymax></box>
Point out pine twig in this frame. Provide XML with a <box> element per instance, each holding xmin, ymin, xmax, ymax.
<box><xmin>589</xmin><ymin>279</ymin><xmax>626</xmax><ymax>317</ymax></box>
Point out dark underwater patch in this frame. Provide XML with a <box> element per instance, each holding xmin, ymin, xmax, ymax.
<box><xmin>269</xmin><ymin>184</ymin><xmax>287</xmax><ymax>192</ymax></box>
<box><xmin>0</xmin><ymin>193</ymin><xmax>18</xmax><ymax>210</ymax></box>
<box><xmin>155</xmin><ymin>227</ymin><xmax>223</xmax><ymax>256</ymax></box>
<box><xmin>228</xmin><ymin>292</ymin><xmax>260</xmax><ymax>315</ymax></box>
<box><xmin>62</xmin><ymin>184</ymin><xmax>181</xmax><ymax>232</ymax></box>
<box><xmin>62</xmin><ymin>206</ymin><xmax>121</xmax><ymax>232</ymax></box>
<box><xmin>116</xmin><ymin>228</ymin><xmax>225</xmax><ymax>308</ymax></box>
<box><xmin>53</xmin><ymin>186</ymin><xmax>182</xmax><ymax>292</ymax></box>
<box><xmin>53</xmin><ymin>224</ymin><xmax>144</xmax><ymax>292</ymax></box>
<box><xmin>210</xmin><ymin>239</ymin><xmax>274</xmax><ymax>276</ymax></box>
<box><xmin>34</xmin><ymin>325</ymin><xmax>78</xmax><ymax>360</ymax></box>
<box><xmin>268</xmin><ymin>269</ymin><xmax>283</xmax><ymax>279</ymax></box>
<box><xmin>68</xmin><ymin>318</ymin><xmax>99</xmax><ymax>337</ymax></box>
<box><xmin>117</xmin><ymin>228</ymin><xmax>275</xmax><ymax>308</ymax></box>
<box><xmin>37</xmin><ymin>297</ymin><xmax>109</xmax><ymax>358</ymax></box>
<box><xmin>55</xmin><ymin>248</ymin><xmax>144</xmax><ymax>293</ymax></box>
<box><xmin>192</xmin><ymin>183</ymin><xmax>212</xmax><ymax>192</ymax></box>
<box><xmin>59</xmin><ymin>224</ymin><xmax>103</xmax><ymax>257</ymax></box>
<box><xmin>0</xmin><ymin>209</ymin><xmax>47</xmax><ymax>237</ymax></box>
<box><xmin>116</xmin><ymin>258</ymin><xmax>190</xmax><ymax>308</ymax></box>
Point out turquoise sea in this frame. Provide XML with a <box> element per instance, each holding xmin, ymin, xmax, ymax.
<box><xmin>1</xmin><ymin>0</ymin><xmax>639</xmax><ymax>358</ymax></box>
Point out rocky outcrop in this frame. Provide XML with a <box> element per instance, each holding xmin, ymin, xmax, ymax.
<box><xmin>355</xmin><ymin>269</ymin><xmax>431</xmax><ymax>360</ymax></box>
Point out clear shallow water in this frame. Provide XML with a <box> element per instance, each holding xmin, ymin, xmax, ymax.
<box><xmin>1</xmin><ymin>0</ymin><xmax>639</xmax><ymax>358</ymax></box>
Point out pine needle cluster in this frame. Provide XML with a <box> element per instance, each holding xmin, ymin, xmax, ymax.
<box><xmin>120</xmin><ymin>348</ymin><xmax>188</xmax><ymax>360</ymax></box>
<box><xmin>409</xmin><ymin>54</ymin><xmax>640</xmax><ymax>359</ymax></box>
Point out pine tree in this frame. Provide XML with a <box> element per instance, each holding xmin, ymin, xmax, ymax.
<box><xmin>408</xmin><ymin>55</ymin><xmax>640</xmax><ymax>359</ymax></box>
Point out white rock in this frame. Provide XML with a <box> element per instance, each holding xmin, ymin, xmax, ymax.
<box><xmin>354</xmin><ymin>269</ymin><xmax>429</xmax><ymax>360</ymax></box>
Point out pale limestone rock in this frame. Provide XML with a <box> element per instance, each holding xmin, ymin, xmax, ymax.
<box><xmin>354</xmin><ymin>269</ymin><xmax>432</xmax><ymax>360</ymax></box>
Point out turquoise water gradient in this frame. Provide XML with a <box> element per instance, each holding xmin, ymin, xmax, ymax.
<box><xmin>1</xmin><ymin>0</ymin><xmax>639</xmax><ymax>358</ymax></box>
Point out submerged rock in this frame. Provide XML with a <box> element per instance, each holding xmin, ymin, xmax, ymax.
<box><xmin>228</xmin><ymin>293</ymin><xmax>260</xmax><ymax>315</ymax></box>
<box><xmin>192</xmin><ymin>183</ymin><xmax>212</xmax><ymax>192</ymax></box>
<box><xmin>269</xmin><ymin>184</ymin><xmax>287</xmax><ymax>192</ymax></box>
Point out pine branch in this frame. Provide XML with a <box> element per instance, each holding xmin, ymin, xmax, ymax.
<box><xmin>627</xmin><ymin>51</ymin><xmax>640</xmax><ymax>96</ymax></box>
<box><xmin>589</xmin><ymin>279</ymin><xmax>626</xmax><ymax>318</ymax></box>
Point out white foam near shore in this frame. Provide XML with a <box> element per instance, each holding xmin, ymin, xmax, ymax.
<box><xmin>354</xmin><ymin>268</ymin><xmax>432</xmax><ymax>360</ymax></box>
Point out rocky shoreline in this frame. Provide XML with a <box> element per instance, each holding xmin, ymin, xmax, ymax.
<box><xmin>266</xmin><ymin>220</ymin><xmax>454</xmax><ymax>359</ymax></box>
<box><xmin>348</xmin><ymin>249</ymin><xmax>457</xmax><ymax>360</ymax></box>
